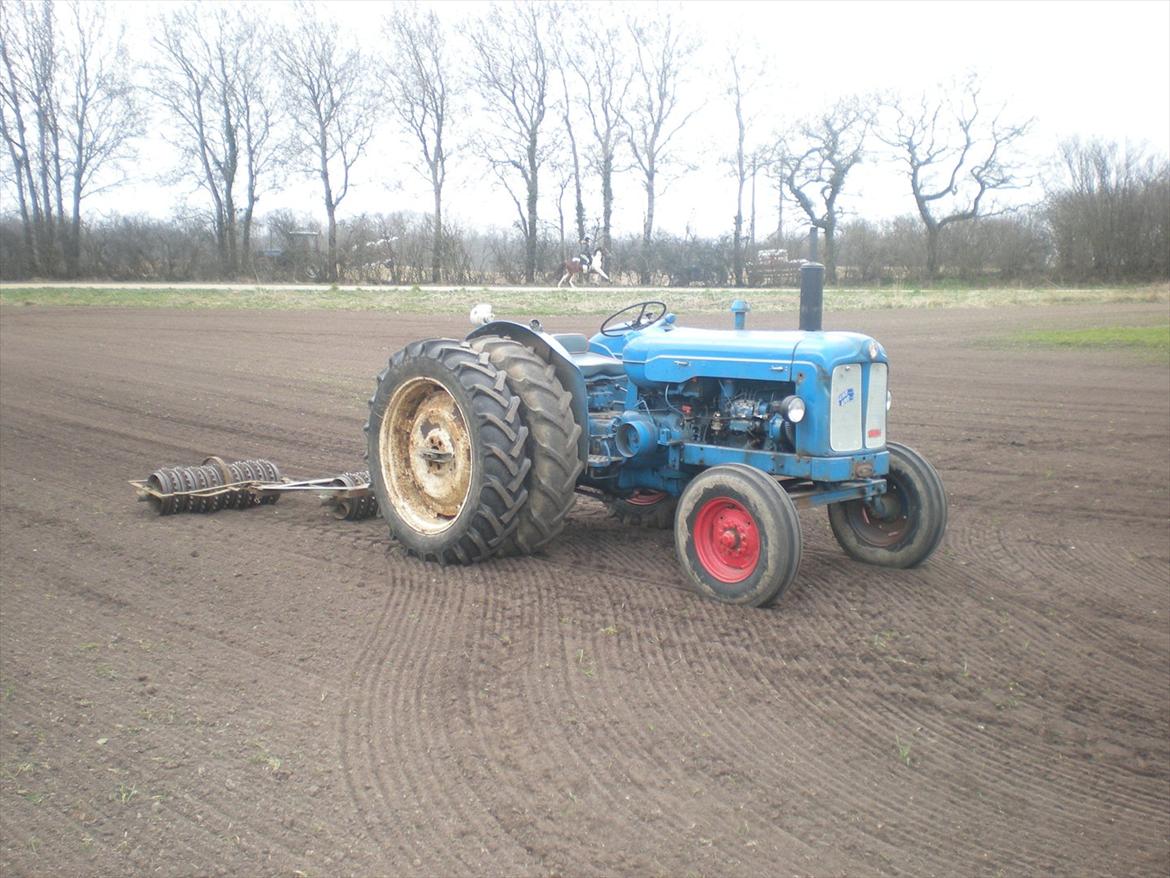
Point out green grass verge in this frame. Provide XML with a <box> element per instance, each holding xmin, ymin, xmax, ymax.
<box><xmin>1007</xmin><ymin>325</ymin><xmax>1170</xmax><ymax>360</ymax></box>
<box><xmin>0</xmin><ymin>283</ymin><xmax>1167</xmax><ymax>315</ymax></box>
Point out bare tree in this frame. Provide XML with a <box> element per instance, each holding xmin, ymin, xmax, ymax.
<box><xmin>881</xmin><ymin>75</ymin><xmax>1032</xmax><ymax>280</ymax></box>
<box><xmin>0</xmin><ymin>3</ymin><xmax>43</xmax><ymax>271</ymax></box>
<box><xmin>725</xmin><ymin>49</ymin><xmax>765</xmax><ymax>287</ymax></box>
<box><xmin>61</xmin><ymin>2</ymin><xmax>141</xmax><ymax>276</ymax></box>
<box><xmin>779</xmin><ymin>97</ymin><xmax>870</xmax><ymax>283</ymax></box>
<box><xmin>624</xmin><ymin>10</ymin><xmax>699</xmax><ymax>284</ymax></box>
<box><xmin>0</xmin><ymin>0</ymin><xmax>138</xmax><ymax>276</ymax></box>
<box><xmin>568</xmin><ymin>17</ymin><xmax>633</xmax><ymax>252</ymax></box>
<box><xmin>274</xmin><ymin>5</ymin><xmax>377</xmax><ymax>283</ymax></box>
<box><xmin>466</xmin><ymin>2</ymin><xmax>555</xmax><ymax>284</ymax></box>
<box><xmin>748</xmin><ymin>146</ymin><xmax>770</xmax><ymax>248</ymax></box>
<box><xmin>382</xmin><ymin>4</ymin><xmax>456</xmax><ymax>284</ymax></box>
<box><xmin>153</xmin><ymin>4</ymin><xmax>276</xmax><ymax>277</ymax></box>
<box><xmin>1046</xmin><ymin>138</ymin><xmax>1170</xmax><ymax>281</ymax></box>
<box><xmin>555</xmin><ymin>49</ymin><xmax>586</xmax><ymax>246</ymax></box>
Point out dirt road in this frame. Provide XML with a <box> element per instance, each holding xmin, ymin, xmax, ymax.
<box><xmin>1</xmin><ymin>302</ymin><xmax>1167</xmax><ymax>876</ymax></box>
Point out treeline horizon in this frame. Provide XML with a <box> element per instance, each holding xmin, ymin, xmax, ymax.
<box><xmin>1</xmin><ymin>1</ymin><xmax>1167</xmax><ymax>287</ymax></box>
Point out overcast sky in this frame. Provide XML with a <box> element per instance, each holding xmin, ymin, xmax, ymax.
<box><xmin>95</xmin><ymin>0</ymin><xmax>1170</xmax><ymax>241</ymax></box>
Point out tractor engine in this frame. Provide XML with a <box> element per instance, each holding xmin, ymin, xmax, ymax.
<box><xmin>590</xmin><ymin>379</ymin><xmax>799</xmax><ymax>460</ymax></box>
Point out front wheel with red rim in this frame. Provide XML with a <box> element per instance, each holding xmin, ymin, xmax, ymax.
<box><xmin>828</xmin><ymin>441</ymin><xmax>947</xmax><ymax>568</ymax></box>
<box><xmin>675</xmin><ymin>465</ymin><xmax>802</xmax><ymax>607</ymax></box>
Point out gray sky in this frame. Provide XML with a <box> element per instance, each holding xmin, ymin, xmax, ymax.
<box><xmin>97</xmin><ymin>0</ymin><xmax>1170</xmax><ymax>240</ymax></box>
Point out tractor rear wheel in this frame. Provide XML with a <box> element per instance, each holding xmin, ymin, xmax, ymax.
<box><xmin>366</xmin><ymin>339</ymin><xmax>531</xmax><ymax>564</ymax></box>
<box><xmin>827</xmin><ymin>442</ymin><xmax>947</xmax><ymax>568</ymax></box>
<box><xmin>674</xmin><ymin>464</ymin><xmax>802</xmax><ymax>608</ymax></box>
<box><xmin>604</xmin><ymin>490</ymin><xmax>678</xmax><ymax>529</ymax></box>
<box><xmin>470</xmin><ymin>336</ymin><xmax>583</xmax><ymax>555</ymax></box>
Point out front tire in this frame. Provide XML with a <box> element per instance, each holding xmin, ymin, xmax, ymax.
<box><xmin>366</xmin><ymin>339</ymin><xmax>531</xmax><ymax>564</ymax></box>
<box><xmin>828</xmin><ymin>442</ymin><xmax>947</xmax><ymax>568</ymax></box>
<box><xmin>674</xmin><ymin>465</ymin><xmax>802</xmax><ymax>608</ymax></box>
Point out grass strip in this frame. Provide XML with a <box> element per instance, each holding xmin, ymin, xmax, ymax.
<box><xmin>1</xmin><ymin>284</ymin><xmax>1167</xmax><ymax>316</ymax></box>
<box><xmin>1009</xmin><ymin>325</ymin><xmax>1169</xmax><ymax>358</ymax></box>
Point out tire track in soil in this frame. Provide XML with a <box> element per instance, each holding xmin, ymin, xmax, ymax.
<box><xmin>455</xmin><ymin>561</ymin><xmax>673</xmax><ymax>874</ymax></box>
<box><xmin>0</xmin><ymin>492</ymin><xmax>388</xmax><ymax>870</ymax></box>
<box><xmin>341</xmin><ymin>563</ymin><xmax>518</xmax><ymax>875</ymax></box>
<box><xmin>0</xmin><ymin>655</ymin><xmax>265</xmax><ymax>872</ymax></box>
<box><xmin>431</xmin><ymin>555</ymin><xmax>736</xmax><ymax>873</ymax></box>
<box><xmin>543</xmin><ymin>524</ymin><xmax>933</xmax><ymax>871</ymax></box>
<box><xmin>868</xmin><ymin>520</ymin><xmax>1170</xmax><ymax>831</ymax></box>
<box><xmin>649</xmin><ymin>594</ymin><xmax>957</xmax><ymax>871</ymax></box>
<box><xmin>337</xmin><ymin>561</ymin><xmax>432</xmax><ymax>870</ymax></box>
<box><xmin>838</xmin><ymin>529</ymin><xmax>1170</xmax><ymax>836</ymax></box>
<box><xmin>4</xmin><ymin>304</ymin><xmax>1169</xmax><ymax>878</ymax></box>
<box><xmin>1</xmin><ymin>605</ymin><xmax>330</xmax><ymax>869</ymax></box>
<box><xmin>513</xmin><ymin>552</ymin><xmax>784</xmax><ymax>872</ymax></box>
<box><xmin>559</xmin><ymin>515</ymin><xmax>1015</xmax><ymax>875</ymax></box>
<box><xmin>582</xmin><ymin>589</ymin><xmax>829</xmax><ymax>869</ymax></box>
<box><xmin>566</xmin><ymin>512</ymin><xmax>1160</xmax><ymax>875</ymax></box>
<box><xmin>500</xmin><ymin>562</ymin><xmax>705</xmax><ymax>873</ymax></box>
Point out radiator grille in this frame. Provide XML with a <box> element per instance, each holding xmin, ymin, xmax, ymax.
<box><xmin>829</xmin><ymin>364</ymin><xmax>863</xmax><ymax>451</ymax></box>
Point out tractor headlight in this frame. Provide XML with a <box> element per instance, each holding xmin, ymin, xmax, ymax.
<box><xmin>780</xmin><ymin>395</ymin><xmax>806</xmax><ymax>423</ymax></box>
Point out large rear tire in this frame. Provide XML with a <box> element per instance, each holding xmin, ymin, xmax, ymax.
<box><xmin>674</xmin><ymin>464</ymin><xmax>802</xmax><ymax>608</ymax></box>
<box><xmin>827</xmin><ymin>441</ymin><xmax>947</xmax><ymax>568</ymax></box>
<box><xmin>366</xmin><ymin>339</ymin><xmax>531</xmax><ymax>564</ymax></box>
<box><xmin>470</xmin><ymin>337</ymin><xmax>583</xmax><ymax>555</ymax></box>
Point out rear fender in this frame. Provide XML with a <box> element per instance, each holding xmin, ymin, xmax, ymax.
<box><xmin>467</xmin><ymin>321</ymin><xmax>589</xmax><ymax>466</ymax></box>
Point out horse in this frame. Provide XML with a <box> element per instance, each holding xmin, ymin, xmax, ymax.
<box><xmin>557</xmin><ymin>248</ymin><xmax>611</xmax><ymax>288</ymax></box>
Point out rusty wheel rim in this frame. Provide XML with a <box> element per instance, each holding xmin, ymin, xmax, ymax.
<box><xmin>842</xmin><ymin>479</ymin><xmax>910</xmax><ymax>548</ymax></box>
<box><xmin>380</xmin><ymin>377</ymin><xmax>474</xmax><ymax>535</ymax></box>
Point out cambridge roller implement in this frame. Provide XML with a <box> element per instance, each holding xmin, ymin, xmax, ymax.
<box><xmin>131</xmin><ymin>458</ymin><xmax>380</xmax><ymax>521</ymax></box>
<box><xmin>366</xmin><ymin>264</ymin><xmax>947</xmax><ymax>607</ymax></box>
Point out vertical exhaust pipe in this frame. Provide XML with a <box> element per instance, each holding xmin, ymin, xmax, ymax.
<box><xmin>799</xmin><ymin>262</ymin><xmax>824</xmax><ymax>332</ymax></box>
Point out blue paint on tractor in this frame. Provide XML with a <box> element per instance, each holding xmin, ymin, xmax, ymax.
<box><xmin>469</xmin><ymin>300</ymin><xmax>893</xmax><ymax>507</ymax></box>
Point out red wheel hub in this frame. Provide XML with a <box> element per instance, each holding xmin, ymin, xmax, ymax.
<box><xmin>693</xmin><ymin>496</ymin><xmax>760</xmax><ymax>583</ymax></box>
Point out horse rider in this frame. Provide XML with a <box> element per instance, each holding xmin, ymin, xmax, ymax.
<box><xmin>578</xmin><ymin>236</ymin><xmax>592</xmax><ymax>272</ymax></box>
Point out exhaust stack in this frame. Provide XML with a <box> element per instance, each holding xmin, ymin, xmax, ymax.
<box><xmin>799</xmin><ymin>262</ymin><xmax>824</xmax><ymax>332</ymax></box>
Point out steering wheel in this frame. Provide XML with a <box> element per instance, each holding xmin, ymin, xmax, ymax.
<box><xmin>600</xmin><ymin>300</ymin><xmax>668</xmax><ymax>337</ymax></box>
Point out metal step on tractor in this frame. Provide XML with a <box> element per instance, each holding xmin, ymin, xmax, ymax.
<box><xmin>365</xmin><ymin>265</ymin><xmax>947</xmax><ymax>608</ymax></box>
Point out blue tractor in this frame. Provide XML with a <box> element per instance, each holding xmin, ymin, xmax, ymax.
<box><xmin>366</xmin><ymin>279</ymin><xmax>946</xmax><ymax>608</ymax></box>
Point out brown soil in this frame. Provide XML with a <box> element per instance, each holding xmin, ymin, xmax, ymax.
<box><xmin>1</xmin><ymin>302</ymin><xmax>1167</xmax><ymax>877</ymax></box>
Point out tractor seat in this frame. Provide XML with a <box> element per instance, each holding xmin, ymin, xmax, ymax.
<box><xmin>552</xmin><ymin>333</ymin><xmax>625</xmax><ymax>379</ymax></box>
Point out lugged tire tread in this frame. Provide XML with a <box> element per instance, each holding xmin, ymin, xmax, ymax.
<box><xmin>471</xmin><ymin>337</ymin><xmax>584</xmax><ymax>556</ymax></box>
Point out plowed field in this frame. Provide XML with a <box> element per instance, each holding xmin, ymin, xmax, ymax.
<box><xmin>2</xmin><ymin>302</ymin><xmax>1167</xmax><ymax>877</ymax></box>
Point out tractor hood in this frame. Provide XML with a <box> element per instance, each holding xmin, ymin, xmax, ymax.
<box><xmin>609</xmin><ymin>325</ymin><xmax>886</xmax><ymax>387</ymax></box>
